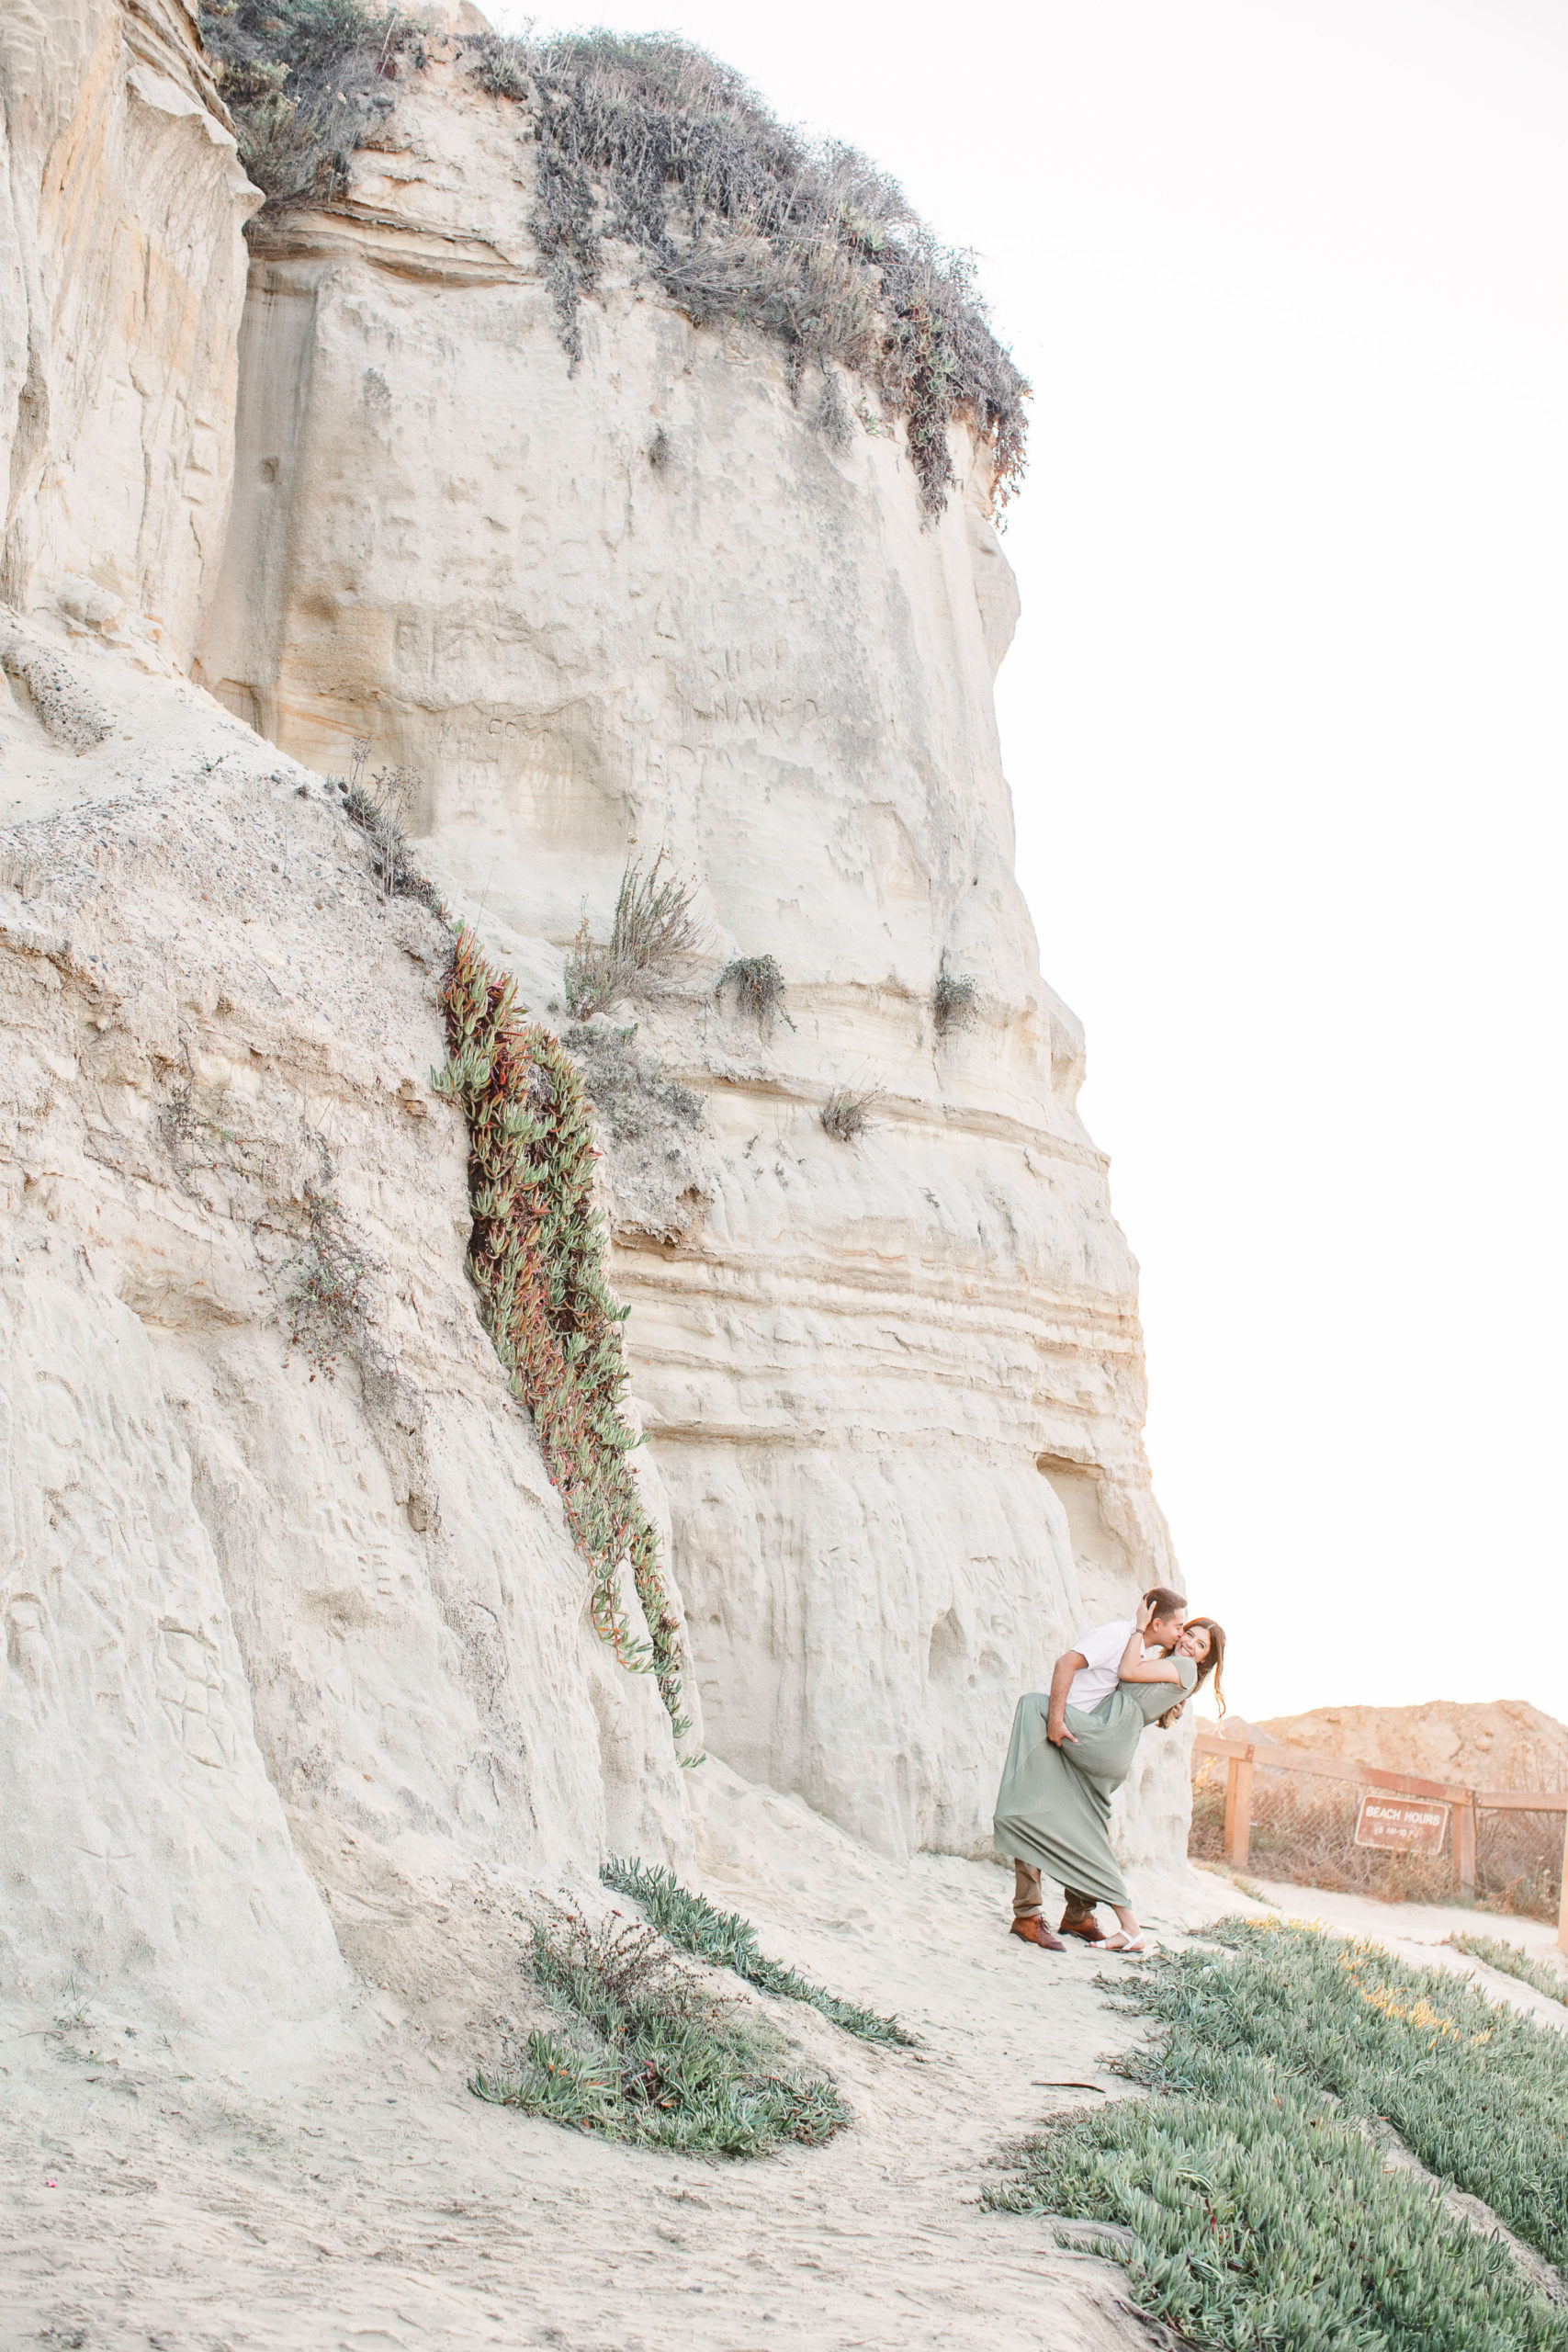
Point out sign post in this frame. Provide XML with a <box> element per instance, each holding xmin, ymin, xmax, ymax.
<box><xmin>1224</xmin><ymin>1745</ymin><xmax>1255</xmax><ymax>1868</ymax></box>
<box><xmin>1454</xmin><ymin>1798</ymin><xmax>1477</xmax><ymax>1898</ymax></box>
<box><xmin>1353</xmin><ymin>1792</ymin><xmax>1451</xmax><ymax>1856</ymax></box>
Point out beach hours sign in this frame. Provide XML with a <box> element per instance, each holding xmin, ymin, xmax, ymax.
<box><xmin>1354</xmin><ymin>1792</ymin><xmax>1450</xmax><ymax>1854</ymax></box>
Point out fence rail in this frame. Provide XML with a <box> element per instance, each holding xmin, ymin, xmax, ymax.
<box><xmin>1193</xmin><ymin>1730</ymin><xmax>1568</xmax><ymax>1951</ymax></box>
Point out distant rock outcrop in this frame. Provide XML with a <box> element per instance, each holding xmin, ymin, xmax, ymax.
<box><xmin>1253</xmin><ymin>1701</ymin><xmax>1568</xmax><ymax>1793</ymax></box>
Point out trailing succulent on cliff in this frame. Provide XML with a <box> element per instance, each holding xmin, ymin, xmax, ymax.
<box><xmin>434</xmin><ymin>928</ymin><xmax>692</xmax><ymax>1742</ymax></box>
<box><xmin>462</xmin><ymin>28</ymin><xmax>1027</xmax><ymax>516</ymax></box>
<box><xmin>197</xmin><ymin>0</ymin><xmax>414</xmax><ymax>204</ymax></box>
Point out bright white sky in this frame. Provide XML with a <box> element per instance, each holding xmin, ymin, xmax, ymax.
<box><xmin>492</xmin><ymin>0</ymin><xmax>1567</xmax><ymax>1724</ymax></box>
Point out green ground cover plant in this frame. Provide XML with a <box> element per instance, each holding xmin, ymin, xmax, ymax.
<box><xmin>987</xmin><ymin>1918</ymin><xmax>1568</xmax><ymax>2349</ymax></box>
<box><xmin>434</xmin><ymin>928</ymin><xmax>689</xmax><ymax>1737</ymax></box>
<box><xmin>1448</xmin><ymin>1930</ymin><xmax>1568</xmax><ymax>2007</ymax></box>
<box><xmin>602</xmin><ymin>1859</ymin><xmax>916</xmax><ymax>2047</ymax></box>
<box><xmin>471</xmin><ymin>1908</ymin><xmax>848</xmax><ymax>2157</ymax></box>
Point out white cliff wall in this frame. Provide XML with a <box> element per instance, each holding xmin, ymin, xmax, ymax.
<box><xmin>0</xmin><ymin>7</ymin><xmax>688</xmax><ymax>2043</ymax></box>
<box><xmin>0</xmin><ymin>0</ymin><xmax>258</xmax><ymax>661</ymax></box>
<box><xmin>200</xmin><ymin>40</ymin><xmax>1193</xmax><ymax>1866</ymax></box>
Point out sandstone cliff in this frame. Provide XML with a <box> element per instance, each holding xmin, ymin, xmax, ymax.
<box><xmin>197</xmin><ymin>21</ymin><xmax>1191</xmax><ymax>1866</ymax></box>
<box><xmin>0</xmin><ymin>5</ymin><xmax>1194</xmax><ymax>2054</ymax></box>
<box><xmin>0</xmin><ymin>0</ymin><xmax>685</xmax><ymax>2046</ymax></box>
<box><xmin>0</xmin><ymin>0</ymin><xmax>256</xmax><ymax>664</ymax></box>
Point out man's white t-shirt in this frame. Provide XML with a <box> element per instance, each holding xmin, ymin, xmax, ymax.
<box><xmin>1066</xmin><ymin>1620</ymin><xmax>1139</xmax><ymax>1710</ymax></box>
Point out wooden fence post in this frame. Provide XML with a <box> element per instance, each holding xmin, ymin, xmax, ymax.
<box><xmin>1224</xmin><ymin>1746</ymin><xmax>1255</xmax><ymax>1869</ymax></box>
<box><xmin>1559</xmin><ymin>1813</ymin><xmax>1568</xmax><ymax>1958</ymax></box>
<box><xmin>1454</xmin><ymin>1795</ymin><xmax>1476</xmax><ymax>1900</ymax></box>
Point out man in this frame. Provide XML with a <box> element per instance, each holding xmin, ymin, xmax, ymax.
<box><xmin>1010</xmin><ymin>1586</ymin><xmax>1188</xmax><ymax>1951</ymax></box>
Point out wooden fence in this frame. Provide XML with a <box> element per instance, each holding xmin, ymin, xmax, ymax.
<box><xmin>1194</xmin><ymin>1730</ymin><xmax>1568</xmax><ymax>1954</ymax></box>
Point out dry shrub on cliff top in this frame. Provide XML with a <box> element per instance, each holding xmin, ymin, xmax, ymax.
<box><xmin>199</xmin><ymin>0</ymin><xmax>412</xmax><ymax>202</ymax></box>
<box><xmin>434</xmin><ymin>928</ymin><xmax>690</xmax><ymax>1737</ymax></box>
<box><xmin>458</xmin><ymin>28</ymin><xmax>1027</xmax><ymax>517</ymax></box>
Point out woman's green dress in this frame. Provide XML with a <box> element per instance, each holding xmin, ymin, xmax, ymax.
<box><xmin>992</xmin><ymin>1657</ymin><xmax>1198</xmax><ymax>1907</ymax></box>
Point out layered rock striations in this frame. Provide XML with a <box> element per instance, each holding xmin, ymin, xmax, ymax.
<box><xmin>199</xmin><ymin>30</ymin><xmax>1190</xmax><ymax>1864</ymax></box>
<box><xmin>0</xmin><ymin>7</ymin><xmax>1197</xmax><ymax>2051</ymax></box>
<box><xmin>0</xmin><ymin>0</ymin><xmax>257</xmax><ymax>663</ymax></box>
<box><xmin>0</xmin><ymin>3</ymin><xmax>684</xmax><ymax>2041</ymax></box>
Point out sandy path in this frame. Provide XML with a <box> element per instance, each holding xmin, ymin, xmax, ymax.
<box><xmin>2</xmin><ymin>1771</ymin><xmax>1187</xmax><ymax>2352</ymax></box>
<box><xmin>7</xmin><ymin>1788</ymin><xmax>1560</xmax><ymax>2352</ymax></box>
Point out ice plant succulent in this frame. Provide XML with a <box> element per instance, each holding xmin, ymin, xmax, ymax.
<box><xmin>434</xmin><ymin>927</ymin><xmax>690</xmax><ymax>1737</ymax></box>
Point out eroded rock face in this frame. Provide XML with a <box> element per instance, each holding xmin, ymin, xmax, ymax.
<box><xmin>199</xmin><ymin>38</ymin><xmax>1191</xmax><ymax>1863</ymax></box>
<box><xmin>0</xmin><ymin>0</ymin><xmax>257</xmax><ymax>662</ymax></box>
<box><xmin>0</xmin><ymin>645</ymin><xmax>688</xmax><ymax>2039</ymax></box>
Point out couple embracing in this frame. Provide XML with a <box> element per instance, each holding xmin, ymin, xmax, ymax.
<box><xmin>993</xmin><ymin>1587</ymin><xmax>1225</xmax><ymax>1955</ymax></box>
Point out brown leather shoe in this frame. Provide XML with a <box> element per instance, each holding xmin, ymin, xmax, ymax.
<box><xmin>1058</xmin><ymin>1916</ymin><xmax>1106</xmax><ymax>1944</ymax></box>
<box><xmin>1010</xmin><ymin>1916</ymin><xmax>1067</xmax><ymax>1951</ymax></box>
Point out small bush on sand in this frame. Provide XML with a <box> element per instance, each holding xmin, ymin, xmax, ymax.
<box><xmin>988</xmin><ymin>1919</ymin><xmax>1568</xmax><ymax>2349</ymax></box>
<box><xmin>820</xmin><ymin>1084</ymin><xmax>879</xmax><ymax>1143</ymax></box>
<box><xmin>471</xmin><ymin>1909</ymin><xmax>849</xmax><ymax>2157</ymax></box>
<box><xmin>714</xmin><ymin>954</ymin><xmax>787</xmax><ymax>1034</ymax></box>
<box><xmin>602</xmin><ymin>1859</ymin><xmax>915</xmax><ymax>2047</ymax></box>
<box><xmin>564</xmin><ymin>849</ymin><xmax>703</xmax><ymax>1018</ymax></box>
<box><xmin>1447</xmin><ymin>1930</ymin><xmax>1568</xmax><ymax>2007</ymax></box>
<box><xmin>931</xmin><ymin>962</ymin><xmax>977</xmax><ymax>1036</ymax></box>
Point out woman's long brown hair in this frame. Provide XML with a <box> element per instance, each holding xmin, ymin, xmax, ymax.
<box><xmin>1156</xmin><ymin>1616</ymin><xmax>1227</xmax><ymax>1730</ymax></box>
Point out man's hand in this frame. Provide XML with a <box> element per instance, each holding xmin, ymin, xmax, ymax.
<box><xmin>1047</xmin><ymin>1711</ymin><xmax>1077</xmax><ymax>1747</ymax></box>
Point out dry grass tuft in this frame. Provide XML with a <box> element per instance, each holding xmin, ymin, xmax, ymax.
<box><xmin>820</xmin><ymin>1084</ymin><xmax>879</xmax><ymax>1143</ymax></box>
<box><xmin>565</xmin><ymin>849</ymin><xmax>704</xmax><ymax>1018</ymax></box>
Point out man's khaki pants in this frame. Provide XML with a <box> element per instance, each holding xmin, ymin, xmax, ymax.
<box><xmin>1012</xmin><ymin>1860</ymin><xmax>1100</xmax><ymax>1928</ymax></box>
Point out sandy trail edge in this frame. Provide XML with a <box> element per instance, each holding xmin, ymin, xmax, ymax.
<box><xmin>6</xmin><ymin>1786</ymin><xmax>1561</xmax><ymax>2352</ymax></box>
<box><xmin>0</xmin><ymin>1763</ymin><xmax>1211</xmax><ymax>2352</ymax></box>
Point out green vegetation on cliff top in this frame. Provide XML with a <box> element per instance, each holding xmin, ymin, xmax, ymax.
<box><xmin>197</xmin><ymin>2</ymin><xmax>1027</xmax><ymax>515</ymax></box>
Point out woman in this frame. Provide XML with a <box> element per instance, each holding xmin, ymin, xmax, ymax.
<box><xmin>994</xmin><ymin>1601</ymin><xmax>1226</xmax><ymax>1954</ymax></box>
